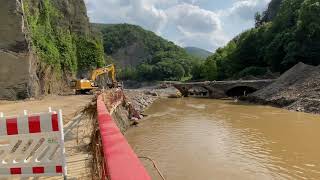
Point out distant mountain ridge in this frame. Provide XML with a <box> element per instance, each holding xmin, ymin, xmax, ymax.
<box><xmin>184</xmin><ymin>47</ymin><xmax>213</xmax><ymax>59</ymax></box>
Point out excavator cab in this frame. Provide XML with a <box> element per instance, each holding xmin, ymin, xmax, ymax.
<box><xmin>71</xmin><ymin>79</ymin><xmax>98</xmax><ymax>94</ymax></box>
<box><xmin>71</xmin><ymin>64</ymin><xmax>118</xmax><ymax>94</ymax></box>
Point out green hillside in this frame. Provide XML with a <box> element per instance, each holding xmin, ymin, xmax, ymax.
<box><xmin>194</xmin><ymin>0</ymin><xmax>320</xmax><ymax>81</ymax></box>
<box><xmin>93</xmin><ymin>23</ymin><xmax>198</xmax><ymax>81</ymax></box>
<box><xmin>184</xmin><ymin>47</ymin><xmax>213</xmax><ymax>59</ymax></box>
<box><xmin>24</xmin><ymin>0</ymin><xmax>105</xmax><ymax>76</ymax></box>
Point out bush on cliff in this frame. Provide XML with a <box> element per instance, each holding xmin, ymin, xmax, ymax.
<box><xmin>24</xmin><ymin>0</ymin><xmax>105</xmax><ymax>77</ymax></box>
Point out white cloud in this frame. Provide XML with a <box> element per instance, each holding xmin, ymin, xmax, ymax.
<box><xmin>223</xmin><ymin>0</ymin><xmax>270</xmax><ymax>21</ymax></box>
<box><xmin>85</xmin><ymin>0</ymin><xmax>168</xmax><ymax>33</ymax></box>
<box><xmin>167</xmin><ymin>4</ymin><xmax>221</xmax><ymax>34</ymax></box>
<box><xmin>176</xmin><ymin>28</ymin><xmax>229</xmax><ymax>51</ymax></box>
<box><xmin>84</xmin><ymin>0</ymin><xmax>270</xmax><ymax>51</ymax></box>
<box><xmin>165</xmin><ymin>3</ymin><xmax>229</xmax><ymax>50</ymax></box>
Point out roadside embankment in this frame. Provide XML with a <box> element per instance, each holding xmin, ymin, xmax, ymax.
<box><xmin>242</xmin><ymin>62</ymin><xmax>320</xmax><ymax>114</ymax></box>
<box><xmin>106</xmin><ymin>86</ymin><xmax>178</xmax><ymax>133</ymax></box>
<box><xmin>95</xmin><ymin>88</ymin><xmax>157</xmax><ymax>134</ymax></box>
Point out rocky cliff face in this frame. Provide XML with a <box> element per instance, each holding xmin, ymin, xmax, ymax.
<box><xmin>0</xmin><ymin>0</ymin><xmax>39</xmax><ymax>100</ymax></box>
<box><xmin>48</xmin><ymin>0</ymin><xmax>91</xmax><ymax>35</ymax></box>
<box><xmin>0</xmin><ymin>0</ymin><xmax>104</xmax><ymax>100</ymax></box>
<box><xmin>112</xmin><ymin>42</ymin><xmax>149</xmax><ymax>67</ymax></box>
<box><xmin>262</xmin><ymin>0</ymin><xmax>283</xmax><ymax>22</ymax></box>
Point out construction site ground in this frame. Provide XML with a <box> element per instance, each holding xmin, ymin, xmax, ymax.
<box><xmin>0</xmin><ymin>95</ymin><xmax>94</xmax><ymax>180</ymax></box>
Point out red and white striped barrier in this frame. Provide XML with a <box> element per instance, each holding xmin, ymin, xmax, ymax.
<box><xmin>0</xmin><ymin>109</ymin><xmax>67</xmax><ymax>178</ymax></box>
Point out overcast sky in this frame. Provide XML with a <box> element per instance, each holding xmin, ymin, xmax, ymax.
<box><xmin>84</xmin><ymin>0</ymin><xmax>271</xmax><ymax>52</ymax></box>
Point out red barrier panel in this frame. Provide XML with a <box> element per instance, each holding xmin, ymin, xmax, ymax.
<box><xmin>97</xmin><ymin>95</ymin><xmax>151</xmax><ymax>180</ymax></box>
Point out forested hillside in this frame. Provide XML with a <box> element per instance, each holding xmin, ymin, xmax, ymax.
<box><xmin>94</xmin><ymin>24</ymin><xmax>198</xmax><ymax>81</ymax></box>
<box><xmin>194</xmin><ymin>0</ymin><xmax>320</xmax><ymax>81</ymax></box>
<box><xmin>184</xmin><ymin>47</ymin><xmax>213</xmax><ymax>59</ymax></box>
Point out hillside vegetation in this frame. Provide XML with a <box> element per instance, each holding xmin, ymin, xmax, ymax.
<box><xmin>194</xmin><ymin>0</ymin><xmax>320</xmax><ymax>80</ymax></box>
<box><xmin>24</xmin><ymin>0</ymin><xmax>105</xmax><ymax>80</ymax></box>
<box><xmin>94</xmin><ymin>24</ymin><xmax>199</xmax><ymax>81</ymax></box>
<box><xmin>184</xmin><ymin>47</ymin><xmax>213</xmax><ymax>59</ymax></box>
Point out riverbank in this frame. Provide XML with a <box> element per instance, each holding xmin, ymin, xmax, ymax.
<box><xmin>124</xmin><ymin>86</ymin><xmax>178</xmax><ymax>112</ymax></box>
<box><xmin>110</xmin><ymin>87</ymin><xmax>178</xmax><ymax>133</ymax></box>
<box><xmin>242</xmin><ymin>62</ymin><xmax>320</xmax><ymax>114</ymax></box>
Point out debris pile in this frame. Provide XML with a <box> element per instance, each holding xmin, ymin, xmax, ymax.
<box><xmin>246</xmin><ymin>62</ymin><xmax>320</xmax><ymax>113</ymax></box>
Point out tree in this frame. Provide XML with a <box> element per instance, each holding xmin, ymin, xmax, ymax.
<box><xmin>255</xmin><ymin>12</ymin><xmax>263</xmax><ymax>27</ymax></box>
<box><xmin>137</xmin><ymin>63</ymin><xmax>154</xmax><ymax>81</ymax></box>
<box><xmin>118</xmin><ymin>67</ymin><xmax>138</xmax><ymax>80</ymax></box>
<box><xmin>198</xmin><ymin>0</ymin><xmax>320</xmax><ymax>80</ymax></box>
<box><xmin>191</xmin><ymin>63</ymin><xmax>205</xmax><ymax>80</ymax></box>
<box><xmin>98</xmin><ymin>24</ymin><xmax>197</xmax><ymax>81</ymax></box>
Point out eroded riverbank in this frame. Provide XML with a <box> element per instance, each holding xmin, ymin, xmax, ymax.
<box><xmin>125</xmin><ymin>98</ymin><xmax>320</xmax><ymax>180</ymax></box>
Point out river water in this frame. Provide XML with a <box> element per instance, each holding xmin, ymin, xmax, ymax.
<box><xmin>125</xmin><ymin>98</ymin><xmax>320</xmax><ymax>180</ymax></box>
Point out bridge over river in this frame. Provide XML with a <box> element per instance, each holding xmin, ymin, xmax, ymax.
<box><xmin>168</xmin><ymin>79</ymin><xmax>275</xmax><ymax>98</ymax></box>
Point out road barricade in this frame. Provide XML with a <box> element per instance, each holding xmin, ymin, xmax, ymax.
<box><xmin>0</xmin><ymin>109</ymin><xmax>67</xmax><ymax>178</ymax></box>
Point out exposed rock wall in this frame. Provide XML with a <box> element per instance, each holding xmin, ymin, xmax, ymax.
<box><xmin>262</xmin><ymin>0</ymin><xmax>283</xmax><ymax>22</ymax></box>
<box><xmin>112</xmin><ymin>42</ymin><xmax>149</xmax><ymax>67</ymax></box>
<box><xmin>0</xmin><ymin>0</ymin><xmax>103</xmax><ymax>100</ymax></box>
<box><xmin>47</xmin><ymin>0</ymin><xmax>91</xmax><ymax>35</ymax></box>
<box><xmin>0</xmin><ymin>0</ymin><xmax>39</xmax><ymax>100</ymax></box>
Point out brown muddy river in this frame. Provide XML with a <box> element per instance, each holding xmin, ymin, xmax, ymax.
<box><xmin>125</xmin><ymin>98</ymin><xmax>320</xmax><ymax>180</ymax></box>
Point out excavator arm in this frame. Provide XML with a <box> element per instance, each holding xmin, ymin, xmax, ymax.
<box><xmin>90</xmin><ymin>64</ymin><xmax>116</xmax><ymax>84</ymax></box>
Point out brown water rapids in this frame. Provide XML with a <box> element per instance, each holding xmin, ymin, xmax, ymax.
<box><xmin>125</xmin><ymin>98</ymin><xmax>320</xmax><ymax>180</ymax></box>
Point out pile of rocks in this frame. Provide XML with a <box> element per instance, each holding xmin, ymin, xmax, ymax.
<box><xmin>246</xmin><ymin>62</ymin><xmax>320</xmax><ymax>114</ymax></box>
<box><xmin>124</xmin><ymin>89</ymin><xmax>158</xmax><ymax>113</ymax></box>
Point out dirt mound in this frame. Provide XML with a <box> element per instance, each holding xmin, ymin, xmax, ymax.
<box><xmin>248</xmin><ymin>62</ymin><xmax>320</xmax><ymax>113</ymax></box>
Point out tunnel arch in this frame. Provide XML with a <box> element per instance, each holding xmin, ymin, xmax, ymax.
<box><xmin>189</xmin><ymin>86</ymin><xmax>209</xmax><ymax>97</ymax></box>
<box><xmin>225</xmin><ymin>86</ymin><xmax>258</xmax><ymax>97</ymax></box>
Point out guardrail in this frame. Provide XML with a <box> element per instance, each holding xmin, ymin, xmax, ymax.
<box><xmin>96</xmin><ymin>91</ymin><xmax>151</xmax><ymax>180</ymax></box>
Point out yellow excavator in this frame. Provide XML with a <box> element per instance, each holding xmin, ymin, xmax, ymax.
<box><xmin>71</xmin><ymin>64</ymin><xmax>118</xmax><ymax>94</ymax></box>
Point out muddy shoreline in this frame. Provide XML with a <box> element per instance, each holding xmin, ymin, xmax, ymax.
<box><xmin>241</xmin><ymin>95</ymin><xmax>320</xmax><ymax>115</ymax></box>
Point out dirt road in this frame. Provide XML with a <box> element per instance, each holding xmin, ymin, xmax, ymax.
<box><xmin>0</xmin><ymin>95</ymin><xmax>93</xmax><ymax>121</ymax></box>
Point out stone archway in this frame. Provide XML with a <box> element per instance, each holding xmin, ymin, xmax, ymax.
<box><xmin>189</xmin><ymin>86</ymin><xmax>209</xmax><ymax>97</ymax></box>
<box><xmin>225</xmin><ymin>86</ymin><xmax>258</xmax><ymax>97</ymax></box>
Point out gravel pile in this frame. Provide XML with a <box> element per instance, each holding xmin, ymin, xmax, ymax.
<box><xmin>124</xmin><ymin>89</ymin><xmax>158</xmax><ymax>113</ymax></box>
<box><xmin>247</xmin><ymin>62</ymin><xmax>320</xmax><ymax>113</ymax></box>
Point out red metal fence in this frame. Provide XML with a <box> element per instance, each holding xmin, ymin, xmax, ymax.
<box><xmin>96</xmin><ymin>92</ymin><xmax>151</xmax><ymax>180</ymax></box>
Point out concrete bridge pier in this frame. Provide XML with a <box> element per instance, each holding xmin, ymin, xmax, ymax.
<box><xmin>174</xmin><ymin>85</ymin><xmax>192</xmax><ymax>97</ymax></box>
